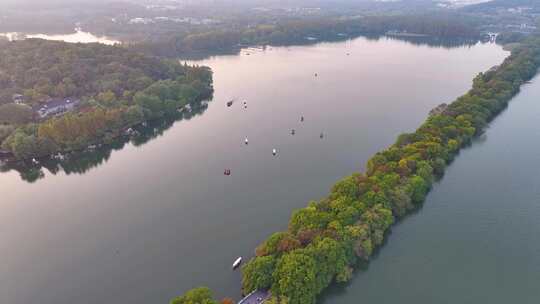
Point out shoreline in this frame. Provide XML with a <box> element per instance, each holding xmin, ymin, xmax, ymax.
<box><xmin>0</xmin><ymin>103</ymin><xmax>203</xmax><ymax>165</ymax></box>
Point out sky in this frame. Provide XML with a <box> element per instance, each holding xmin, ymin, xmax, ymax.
<box><xmin>0</xmin><ymin>0</ymin><xmax>493</xmax><ymax>6</ymax></box>
<box><xmin>0</xmin><ymin>0</ymin><xmax>496</xmax><ymax>12</ymax></box>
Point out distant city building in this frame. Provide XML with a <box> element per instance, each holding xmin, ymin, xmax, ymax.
<box><xmin>145</xmin><ymin>4</ymin><xmax>179</xmax><ymax>11</ymax></box>
<box><xmin>127</xmin><ymin>16</ymin><xmax>219</xmax><ymax>26</ymax></box>
<box><xmin>128</xmin><ymin>18</ymin><xmax>155</xmax><ymax>25</ymax></box>
<box><xmin>12</xmin><ymin>94</ymin><xmax>24</xmax><ymax>104</ymax></box>
<box><xmin>507</xmin><ymin>6</ymin><xmax>532</xmax><ymax>14</ymax></box>
<box><xmin>34</xmin><ymin>98</ymin><xmax>80</xmax><ymax>119</ymax></box>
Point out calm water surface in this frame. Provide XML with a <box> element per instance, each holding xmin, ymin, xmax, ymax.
<box><xmin>0</xmin><ymin>37</ymin><xmax>508</xmax><ymax>304</ymax></box>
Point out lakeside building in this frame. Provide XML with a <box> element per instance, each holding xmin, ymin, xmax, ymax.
<box><xmin>34</xmin><ymin>98</ymin><xmax>80</xmax><ymax>119</ymax></box>
<box><xmin>12</xmin><ymin>94</ymin><xmax>24</xmax><ymax>104</ymax></box>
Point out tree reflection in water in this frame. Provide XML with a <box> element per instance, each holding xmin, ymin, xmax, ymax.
<box><xmin>0</xmin><ymin>101</ymin><xmax>211</xmax><ymax>183</ymax></box>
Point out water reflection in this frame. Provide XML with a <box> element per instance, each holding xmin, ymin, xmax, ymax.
<box><xmin>377</xmin><ymin>35</ymin><xmax>479</xmax><ymax>49</ymax></box>
<box><xmin>0</xmin><ymin>101</ymin><xmax>210</xmax><ymax>183</ymax></box>
<box><xmin>179</xmin><ymin>35</ymin><xmax>480</xmax><ymax>60</ymax></box>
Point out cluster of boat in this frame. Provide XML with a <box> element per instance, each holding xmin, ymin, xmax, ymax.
<box><xmin>226</xmin><ymin>89</ymin><xmax>329</xmax><ymax>268</ymax></box>
<box><xmin>223</xmin><ymin>102</ymin><xmax>325</xmax><ymax>177</ymax></box>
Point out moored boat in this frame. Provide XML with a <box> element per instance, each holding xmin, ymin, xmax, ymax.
<box><xmin>232</xmin><ymin>257</ymin><xmax>242</xmax><ymax>269</ymax></box>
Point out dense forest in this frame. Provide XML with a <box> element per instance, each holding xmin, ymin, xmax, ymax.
<box><xmin>0</xmin><ymin>39</ymin><xmax>213</xmax><ymax>159</ymax></box>
<box><xmin>133</xmin><ymin>14</ymin><xmax>482</xmax><ymax>57</ymax></box>
<box><xmin>174</xmin><ymin>34</ymin><xmax>540</xmax><ymax>304</ymax></box>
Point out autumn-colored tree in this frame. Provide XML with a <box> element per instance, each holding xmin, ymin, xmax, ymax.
<box><xmin>221</xmin><ymin>298</ymin><xmax>234</xmax><ymax>304</ymax></box>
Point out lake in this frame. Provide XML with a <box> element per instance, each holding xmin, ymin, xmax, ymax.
<box><xmin>0</xmin><ymin>29</ymin><xmax>119</xmax><ymax>45</ymax></box>
<box><xmin>0</xmin><ymin>37</ymin><xmax>510</xmax><ymax>304</ymax></box>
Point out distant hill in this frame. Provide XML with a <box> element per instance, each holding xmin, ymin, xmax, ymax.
<box><xmin>462</xmin><ymin>0</ymin><xmax>540</xmax><ymax>12</ymax></box>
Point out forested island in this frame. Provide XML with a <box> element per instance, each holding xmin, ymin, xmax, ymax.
<box><xmin>174</xmin><ymin>34</ymin><xmax>540</xmax><ymax>304</ymax></box>
<box><xmin>0</xmin><ymin>39</ymin><xmax>213</xmax><ymax>160</ymax></box>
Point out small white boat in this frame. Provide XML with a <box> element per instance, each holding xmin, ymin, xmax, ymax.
<box><xmin>272</xmin><ymin>148</ymin><xmax>277</xmax><ymax>156</ymax></box>
<box><xmin>245</xmin><ymin>137</ymin><xmax>249</xmax><ymax>145</ymax></box>
<box><xmin>232</xmin><ymin>257</ymin><xmax>242</xmax><ymax>269</ymax></box>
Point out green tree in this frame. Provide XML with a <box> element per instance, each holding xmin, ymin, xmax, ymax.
<box><xmin>170</xmin><ymin>287</ymin><xmax>218</xmax><ymax>304</ymax></box>
<box><xmin>0</xmin><ymin>103</ymin><xmax>33</xmax><ymax>125</ymax></box>
<box><xmin>272</xmin><ymin>252</ymin><xmax>317</xmax><ymax>304</ymax></box>
<box><xmin>406</xmin><ymin>175</ymin><xmax>429</xmax><ymax>204</ymax></box>
<box><xmin>242</xmin><ymin>255</ymin><xmax>276</xmax><ymax>292</ymax></box>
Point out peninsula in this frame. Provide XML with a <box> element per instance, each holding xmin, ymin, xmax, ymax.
<box><xmin>0</xmin><ymin>39</ymin><xmax>213</xmax><ymax>160</ymax></box>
